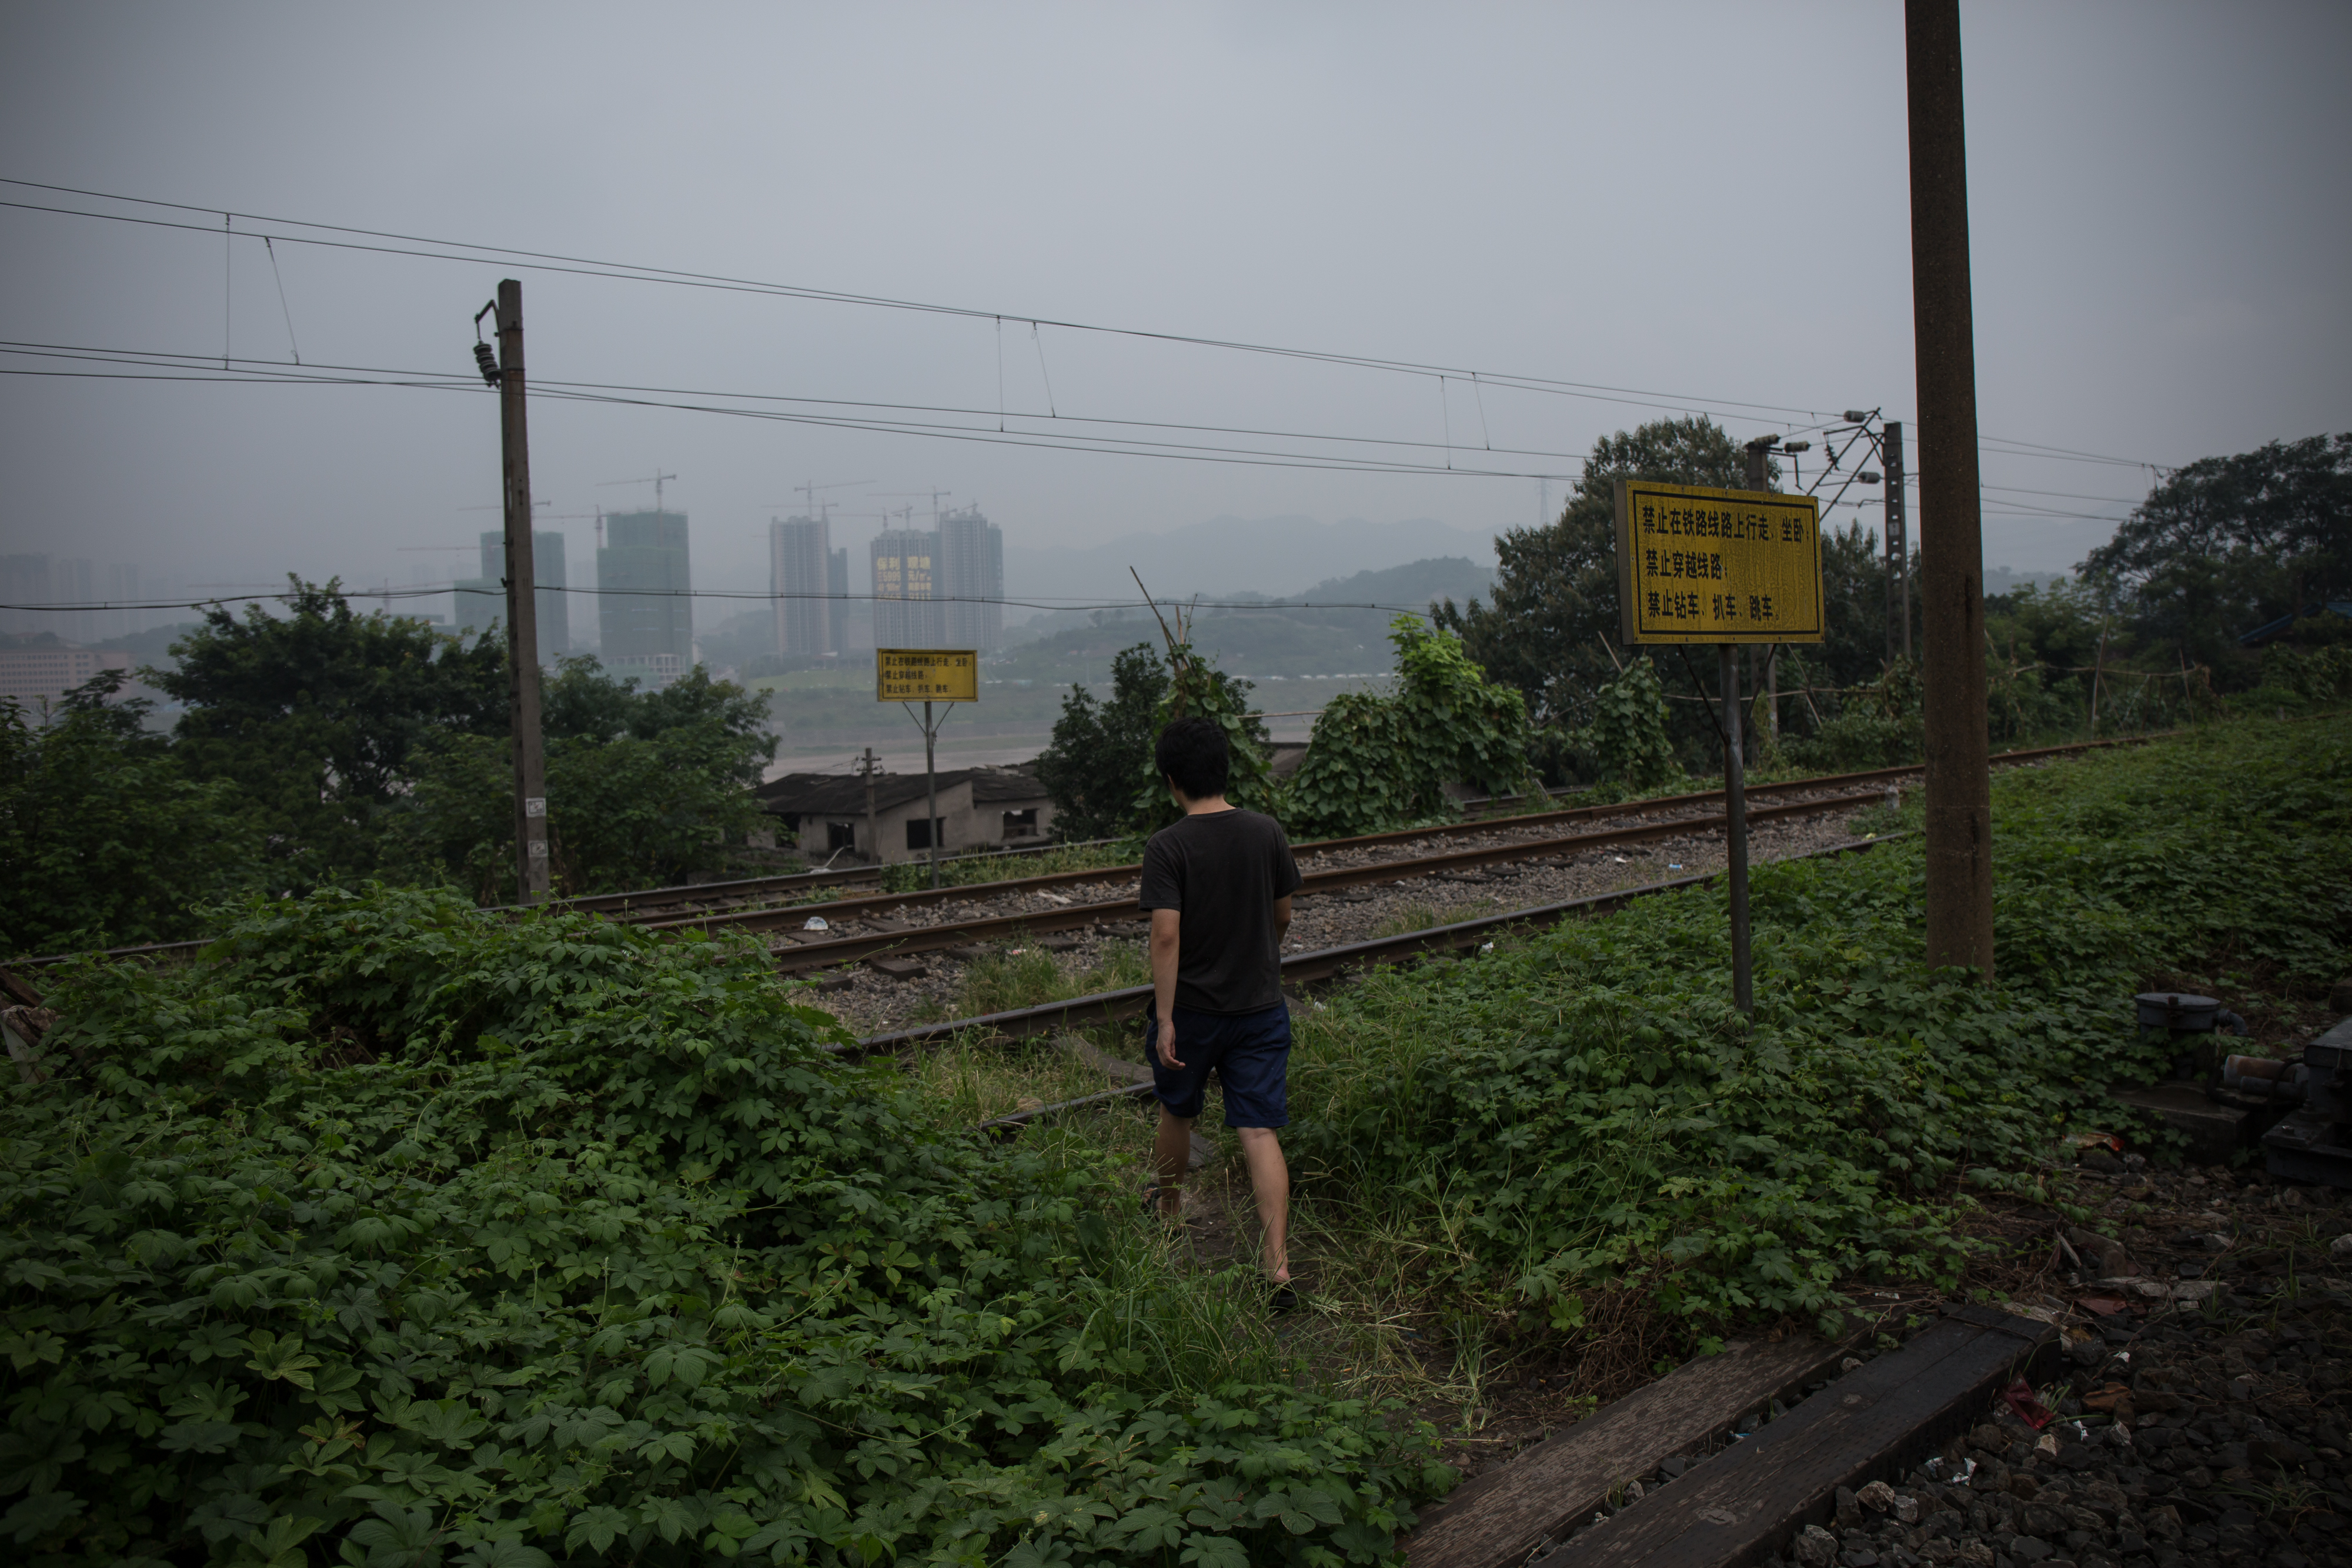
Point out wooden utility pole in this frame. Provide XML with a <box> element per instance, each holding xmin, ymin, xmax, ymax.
<box><xmin>495</xmin><ymin>279</ymin><xmax>551</xmax><ymax>901</ymax></box>
<box><xmin>1906</xmin><ymin>1</ymin><xmax>1995</xmax><ymax>979</ymax></box>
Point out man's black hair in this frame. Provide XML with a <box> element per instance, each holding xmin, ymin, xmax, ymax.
<box><xmin>1155</xmin><ymin>716</ymin><xmax>1231</xmax><ymax>800</ymax></box>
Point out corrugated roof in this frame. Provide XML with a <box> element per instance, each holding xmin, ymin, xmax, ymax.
<box><xmin>757</xmin><ymin>764</ymin><xmax>1048</xmax><ymax>816</ymax></box>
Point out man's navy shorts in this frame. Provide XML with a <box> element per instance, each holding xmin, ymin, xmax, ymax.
<box><xmin>1144</xmin><ymin>1002</ymin><xmax>1292</xmax><ymax>1129</ymax></box>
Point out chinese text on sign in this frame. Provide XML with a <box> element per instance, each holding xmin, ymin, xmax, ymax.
<box><xmin>876</xmin><ymin>648</ymin><xmax>980</xmax><ymax>703</ymax></box>
<box><xmin>1612</xmin><ymin>480</ymin><xmax>1826</xmax><ymax>644</ymax></box>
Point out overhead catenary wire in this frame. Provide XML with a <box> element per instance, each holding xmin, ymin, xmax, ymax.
<box><xmin>0</xmin><ymin>176</ymin><xmax>2171</xmax><ymax>472</ymax></box>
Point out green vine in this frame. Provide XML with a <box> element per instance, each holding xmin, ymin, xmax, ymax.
<box><xmin>1284</xmin><ymin>618</ymin><xmax>1538</xmax><ymax>840</ymax></box>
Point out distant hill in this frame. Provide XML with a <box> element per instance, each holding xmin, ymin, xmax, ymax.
<box><xmin>1001</xmin><ymin>514</ymin><xmax>1496</xmax><ymax>615</ymax></box>
<box><xmin>991</xmin><ymin>556</ymin><xmax>1495</xmax><ymax>680</ymax></box>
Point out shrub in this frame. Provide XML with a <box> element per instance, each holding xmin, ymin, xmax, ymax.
<box><xmin>0</xmin><ymin>890</ymin><xmax>1444</xmax><ymax>1566</ymax></box>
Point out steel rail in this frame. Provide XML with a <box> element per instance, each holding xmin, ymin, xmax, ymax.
<box><xmin>855</xmin><ymin>833</ymin><xmax>1916</xmax><ymax>1119</ymax></box>
<box><xmin>6</xmin><ymin>735</ymin><xmax>2138</xmax><ymax>969</ymax></box>
<box><xmin>634</xmin><ymin>735</ymin><xmax>2145</xmax><ymax>940</ymax></box>
<box><xmin>777</xmin><ymin>788</ymin><xmax>1886</xmax><ymax>979</ymax></box>
<box><xmin>642</xmin><ymin>777</ymin><xmax>1889</xmax><ymax>943</ymax></box>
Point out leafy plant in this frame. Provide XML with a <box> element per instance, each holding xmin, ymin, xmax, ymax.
<box><xmin>1284</xmin><ymin>715</ymin><xmax>2352</xmax><ymax>1339</ymax></box>
<box><xmin>1033</xmin><ymin>644</ymin><xmax>1170</xmax><ymax>840</ymax></box>
<box><xmin>1570</xmin><ymin>657</ymin><xmax>1680</xmax><ymax>793</ymax></box>
<box><xmin>0</xmin><ymin>888</ymin><xmax>1446</xmax><ymax>1567</ymax></box>
<box><xmin>1</xmin><ymin>673</ymin><xmax>262</xmax><ymax>957</ymax></box>
<box><xmin>1283</xmin><ymin>619</ymin><xmax>1539</xmax><ymax>840</ymax></box>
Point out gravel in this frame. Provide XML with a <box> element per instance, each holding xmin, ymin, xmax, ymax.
<box><xmin>801</xmin><ymin>802</ymin><xmax>1883</xmax><ymax>1035</ymax></box>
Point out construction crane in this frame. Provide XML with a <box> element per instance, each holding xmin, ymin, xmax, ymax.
<box><xmin>595</xmin><ymin>470</ymin><xmax>680</xmax><ymax>517</ymax></box>
<box><xmin>871</xmin><ymin>489</ymin><xmax>954</xmax><ymax>525</ymax></box>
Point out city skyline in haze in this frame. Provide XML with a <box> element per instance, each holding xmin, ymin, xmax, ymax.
<box><xmin>3</xmin><ymin>3</ymin><xmax>2348</xmax><ymax>629</ymax></box>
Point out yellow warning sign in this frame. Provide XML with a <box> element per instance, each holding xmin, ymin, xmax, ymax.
<box><xmin>1613</xmin><ymin>479</ymin><xmax>1825</xmax><ymax>644</ymax></box>
<box><xmin>876</xmin><ymin>648</ymin><xmax>979</xmax><ymax>702</ymax></box>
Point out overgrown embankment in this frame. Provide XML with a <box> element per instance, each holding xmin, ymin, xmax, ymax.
<box><xmin>1283</xmin><ymin>716</ymin><xmax>2352</xmax><ymax>1342</ymax></box>
<box><xmin>4</xmin><ymin>717</ymin><xmax>2345</xmax><ymax>1567</ymax></box>
<box><xmin>1</xmin><ymin>900</ymin><xmax>1443</xmax><ymax>1567</ymax></box>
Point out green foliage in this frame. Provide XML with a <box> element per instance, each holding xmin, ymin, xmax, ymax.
<box><xmin>1437</xmin><ymin>417</ymin><xmax>1765</xmax><ymax>739</ymax></box>
<box><xmin>146</xmin><ymin>580</ymin><xmax>510</xmax><ymax>889</ymax></box>
<box><xmin>1034</xmin><ymin>645</ymin><xmax>1170</xmax><ymax>840</ymax></box>
<box><xmin>0</xmin><ymin>674</ymin><xmax>263</xmax><ymax>957</ymax></box>
<box><xmin>386</xmin><ymin>661</ymin><xmax>776</xmax><ymax>903</ymax></box>
<box><xmin>1783</xmin><ymin>658</ymin><xmax>1923</xmax><ymax>772</ymax></box>
<box><xmin>2081</xmin><ymin>432</ymin><xmax>2351</xmax><ymax>677</ymax></box>
<box><xmin>1130</xmin><ymin>643</ymin><xmax>1275</xmax><ymax>831</ymax></box>
<box><xmin>1284</xmin><ymin>619</ymin><xmax>1538</xmax><ymax>840</ymax></box>
<box><xmin>1568</xmin><ymin>658</ymin><xmax>1680</xmax><ymax>793</ymax></box>
<box><xmin>1284</xmin><ymin>716</ymin><xmax>2352</xmax><ymax>1334</ymax></box>
<box><xmin>2255</xmin><ymin>640</ymin><xmax>2352</xmax><ymax>708</ymax></box>
<box><xmin>0</xmin><ymin>890</ymin><xmax>1445</xmax><ymax>1567</ymax></box>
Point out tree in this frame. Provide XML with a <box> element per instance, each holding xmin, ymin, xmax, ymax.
<box><xmin>2081</xmin><ymin>433</ymin><xmax>2352</xmax><ymax>678</ymax></box>
<box><xmin>1034</xmin><ymin>644</ymin><xmax>1170</xmax><ymax>840</ymax></box>
<box><xmin>1436</xmin><ymin>416</ymin><xmax>1767</xmax><ymax>744</ymax></box>
<box><xmin>147</xmin><ymin>579</ymin><xmax>508</xmax><ymax>887</ymax></box>
<box><xmin>1284</xmin><ymin>618</ymin><xmax>1538</xmax><ymax>839</ymax></box>
<box><xmin>0</xmin><ymin>673</ymin><xmax>260</xmax><ymax>954</ymax></box>
<box><xmin>387</xmin><ymin>658</ymin><xmax>777</xmax><ymax>903</ymax></box>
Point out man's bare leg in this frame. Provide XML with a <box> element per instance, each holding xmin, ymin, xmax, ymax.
<box><xmin>1235</xmin><ymin>1126</ymin><xmax>1290</xmax><ymax>1285</ymax></box>
<box><xmin>1152</xmin><ymin>1106</ymin><xmax>1192</xmax><ymax>1218</ymax></box>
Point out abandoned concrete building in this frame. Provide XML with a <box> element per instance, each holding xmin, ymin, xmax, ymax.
<box><xmin>756</xmin><ymin>764</ymin><xmax>1058</xmax><ymax>865</ymax></box>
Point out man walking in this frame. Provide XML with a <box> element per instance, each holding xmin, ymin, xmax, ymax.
<box><xmin>1137</xmin><ymin>716</ymin><xmax>1304</xmax><ymax>1308</ymax></box>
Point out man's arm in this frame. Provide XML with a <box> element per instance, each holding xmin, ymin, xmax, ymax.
<box><xmin>1274</xmin><ymin>893</ymin><xmax>1292</xmax><ymax>945</ymax></box>
<box><xmin>1150</xmin><ymin>907</ymin><xmax>1184</xmax><ymax>1068</ymax></box>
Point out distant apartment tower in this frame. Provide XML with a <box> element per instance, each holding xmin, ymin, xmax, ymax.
<box><xmin>598</xmin><ymin>510</ymin><xmax>693</xmax><ymax>683</ymax></box>
<box><xmin>0</xmin><ymin>554</ymin><xmax>103</xmax><ymax>643</ymax></box>
<box><xmin>871</xmin><ymin>528</ymin><xmax>943</xmax><ymax>647</ymax></box>
<box><xmin>937</xmin><ymin>506</ymin><xmax>1004</xmax><ymax>652</ymax></box>
<box><xmin>452</xmin><ymin>531</ymin><xmax>569</xmax><ymax>663</ymax></box>
<box><xmin>769</xmin><ymin>515</ymin><xmax>837</xmax><ymax>656</ymax></box>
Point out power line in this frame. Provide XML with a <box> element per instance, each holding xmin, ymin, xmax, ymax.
<box><xmin>1</xmin><ymin>585</ymin><xmax>1450</xmax><ymax>616</ymax></box>
<box><xmin>0</xmin><ymin>340</ymin><xmax>1581</xmax><ymax>480</ymax></box>
<box><xmin>0</xmin><ymin>186</ymin><xmax>1838</xmax><ymax>432</ymax></box>
<box><xmin>0</xmin><ymin>175</ymin><xmax>2166</xmax><ymax>471</ymax></box>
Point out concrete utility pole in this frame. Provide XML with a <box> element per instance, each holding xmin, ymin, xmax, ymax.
<box><xmin>495</xmin><ymin>279</ymin><xmax>550</xmax><ymax>901</ymax></box>
<box><xmin>1906</xmin><ymin>0</ymin><xmax>1996</xmax><ymax>979</ymax></box>
<box><xmin>1884</xmin><ymin>420</ymin><xmax>1912</xmax><ymax>663</ymax></box>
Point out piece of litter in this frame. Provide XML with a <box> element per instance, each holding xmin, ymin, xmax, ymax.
<box><xmin>1612</xmin><ymin>855</ymin><xmax>1628</xmax><ymax>864</ymax></box>
<box><xmin>1478</xmin><ymin>941</ymin><xmax>1495</xmax><ymax>954</ymax></box>
<box><xmin>1668</xmin><ymin>862</ymin><xmax>1683</xmax><ymax>870</ymax></box>
<box><xmin>2002</xmin><ymin>1377</ymin><xmax>2056</xmax><ymax>1430</ymax></box>
<box><xmin>803</xmin><ymin>916</ymin><xmax>828</xmax><ymax>932</ymax></box>
<box><xmin>2035</xmin><ymin>1433</ymin><xmax>2060</xmax><ymax>1457</ymax></box>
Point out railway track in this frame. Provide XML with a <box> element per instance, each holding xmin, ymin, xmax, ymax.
<box><xmin>863</xmin><ymin>831</ymin><xmax>1911</xmax><ymax>1070</ymax></box>
<box><xmin>11</xmin><ymin>737</ymin><xmax>2139</xmax><ymax>970</ymax></box>
<box><xmin>717</xmin><ymin>787</ymin><xmax>1893</xmax><ymax>975</ymax></box>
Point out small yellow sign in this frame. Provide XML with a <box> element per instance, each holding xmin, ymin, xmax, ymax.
<box><xmin>1613</xmin><ymin>479</ymin><xmax>1826</xmax><ymax>644</ymax></box>
<box><xmin>877</xmin><ymin>648</ymin><xmax>979</xmax><ymax>703</ymax></box>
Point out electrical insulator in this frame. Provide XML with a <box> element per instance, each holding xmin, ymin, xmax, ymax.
<box><xmin>473</xmin><ymin>340</ymin><xmax>502</xmax><ymax>387</ymax></box>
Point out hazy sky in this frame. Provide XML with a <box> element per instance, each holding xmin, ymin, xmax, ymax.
<box><xmin>3</xmin><ymin>1</ymin><xmax>2347</xmax><ymax>621</ymax></box>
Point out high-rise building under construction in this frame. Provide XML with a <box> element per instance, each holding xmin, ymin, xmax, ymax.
<box><xmin>938</xmin><ymin>506</ymin><xmax>1004</xmax><ymax>652</ymax></box>
<box><xmin>769</xmin><ymin>515</ymin><xmax>839</xmax><ymax>656</ymax></box>
<box><xmin>869</xmin><ymin>507</ymin><xmax>1003</xmax><ymax>651</ymax></box>
<box><xmin>870</xmin><ymin>528</ymin><xmax>940</xmax><ymax>647</ymax></box>
<box><xmin>452</xmin><ymin>531</ymin><xmax>569</xmax><ymax>663</ymax></box>
<box><xmin>598</xmin><ymin>509</ymin><xmax>692</xmax><ymax>683</ymax></box>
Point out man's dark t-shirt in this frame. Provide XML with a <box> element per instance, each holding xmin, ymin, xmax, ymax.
<box><xmin>1137</xmin><ymin>808</ymin><xmax>1303</xmax><ymax>1014</ymax></box>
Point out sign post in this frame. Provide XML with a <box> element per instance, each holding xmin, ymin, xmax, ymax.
<box><xmin>1613</xmin><ymin>479</ymin><xmax>1825</xmax><ymax>1013</ymax></box>
<box><xmin>877</xmin><ymin>648</ymin><xmax>980</xmax><ymax>888</ymax></box>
